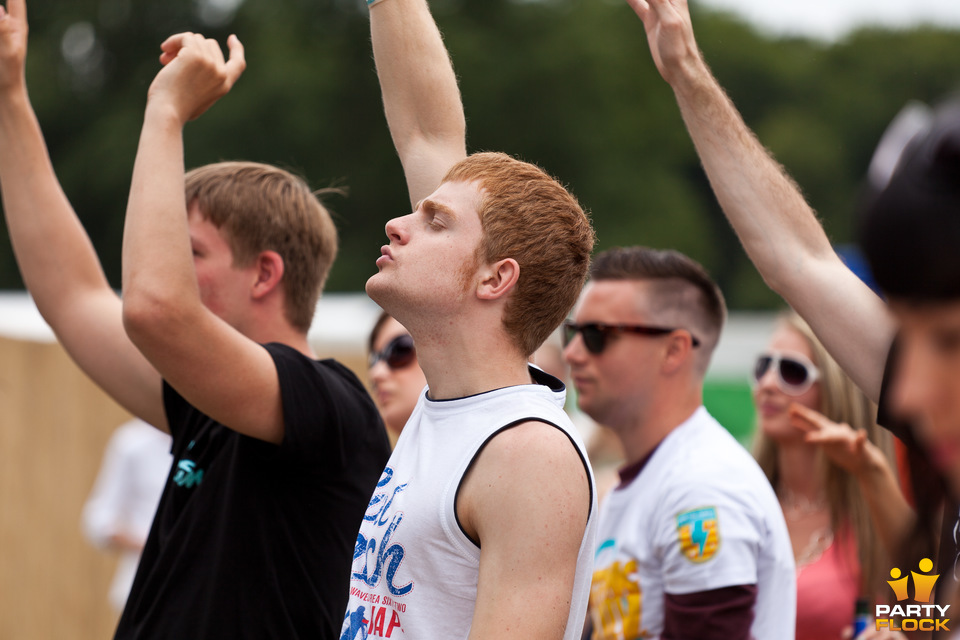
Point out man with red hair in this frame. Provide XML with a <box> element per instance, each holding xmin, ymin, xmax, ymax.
<box><xmin>341</xmin><ymin>1</ymin><xmax>598</xmax><ymax>638</ymax></box>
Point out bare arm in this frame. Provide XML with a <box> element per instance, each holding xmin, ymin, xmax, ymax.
<box><xmin>458</xmin><ymin>421</ymin><xmax>591</xmax><ymax>639</ymax></box>
<box><xmin>626</xmin><ymin>0</ymin><xmax>895</xmax><ymax>401</ymax></box>
<box><xmin>121</xmin><ymin>34</ymin><xmax>289</xmax><ymax>444</ymax></box>
<box><xmin>0</xmin><ymin>0</ymin><xmax>164</xmax><ymax>427</ymax></box>
<box><xmin>370</xmin><ymin>0</ymin><xmax>467</xmax><ymax>208</ymax></box>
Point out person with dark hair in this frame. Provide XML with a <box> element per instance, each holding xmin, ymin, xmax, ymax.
<box><xmin>622</xmin><ymin>0</ymin><xmax>956</xmax><ymax>632</ymax></box>
<box><xmin>367</xmin><ymin>310</ymin><xmax>426</xmax><ymax>440</ymax></box>
<box><xmin>564</xmin><ymin>246</ymin><xmax>795</xmax><ymax>639</ymax></box>
<box><xmin>339</xmin><ymin>1</ymin><xmax>598</xmax><ymax>638</ymax></box>
<box><xmin>0</xmin><ymin>3</ymin><xmax>390</xmax><ymax>638</ymax></box>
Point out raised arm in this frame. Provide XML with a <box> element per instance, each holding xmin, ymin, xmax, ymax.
<box><xmin>370</xmin><ymin>0</ymin><xmax>467</xmax><ymax>208</ymax></box>
<box><xmin>121</xmin><ymin>34</ymin><xmax>289</xmax><ymax>444</ymax></box>
<box><xmin>626</xmin><ymin>0</ymin><xmax>895</xmax><ymax>402</ymax></box>
<box><xmin>0</xmin><ymin>0</ymin><xmax>163</xmax><ymax>427</ymax></box>
<box><xmin>458</xmin><ymin>421</ymin><xmax>591</xmax><ymax>639</ymax></box>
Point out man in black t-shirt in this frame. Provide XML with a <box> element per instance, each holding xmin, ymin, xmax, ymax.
<box><xmin>0</xmin><ymin>4</ymin><xmax>390</xmax><ymax>638</ymax></box>
<box><xmin>619</xmin><ymin>0</ymin><xmax>960</xmax><ymax>632</ymax></box>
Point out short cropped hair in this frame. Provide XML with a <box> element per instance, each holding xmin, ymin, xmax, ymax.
<box><xmin>443</xmin><ymin>152</ymin><xmax>595</xmax><ymax>356</ymax></box>
<box><xmin>861</xmin><ymin>98</ymin><xmax>960</xmax><ymax>303</ymax></box>
<box><xmin>184</xmin><ymin>162</ymin><xmax>339</xmax><ymax>333</ymax></box>
<box><xmin>590</xmin><ymin>247</ymin><xmax>726</xmax><ymax>373</ymax></box>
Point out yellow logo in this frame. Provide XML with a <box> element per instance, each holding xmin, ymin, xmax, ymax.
<box><xmin>590</xmin><ymin>559</ymin><xmax>646</xmax><ymax>640</ymax></box>
<box><xmin>676</xmin><ymin>507</ymin><xmax>719</xmax><ymax>563</ymax></box>
<box><xmin>875</xmin><ymin>558</ymin><xmax>950</xmax><ymax>632</ymax></box>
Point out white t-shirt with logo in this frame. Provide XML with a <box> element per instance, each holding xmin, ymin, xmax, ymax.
<box><xmin>590</xmin><ymin>406</ymin><xmax>796</xmax><ymax>640</ymax></box>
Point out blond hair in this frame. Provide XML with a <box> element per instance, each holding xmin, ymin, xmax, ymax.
<box><xmin>754</xmin><ymin>311</ymin><xmax>894</xmax><ymax>595</ymax></box>
<box><xmin>185</xmin><ymin>162</ymin><xmax>339</xmax><ymax>333</ymax></box>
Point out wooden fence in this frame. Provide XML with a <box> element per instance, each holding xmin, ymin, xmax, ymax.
<box><xmin>0</xmin><ymin>336</ymin><xmax>130</xmax><ymax>638</ymax></box>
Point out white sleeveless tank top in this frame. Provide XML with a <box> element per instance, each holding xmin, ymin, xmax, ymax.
<box><xmin>341</xmin><ymin>367</ymin><xmax>597</xmax><ymax>640</ymax></box>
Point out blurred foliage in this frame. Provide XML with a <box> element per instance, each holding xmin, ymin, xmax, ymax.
<box><xmin>2</xmin><ymin>0</ymin><xmax>959</xmax><ymax>309</ymax></box>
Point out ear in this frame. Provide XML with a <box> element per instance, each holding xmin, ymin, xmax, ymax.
<box><xmin>476</xmin><ymin>258</ymin><xmax>520</xmax><ymax>301</ymax></box>
<box><xmin>250</xmin><ymin>250</ymin><xmax>285</xmax><ymax>300</ymax></box>
<box><xmin>661</xmin><ymin>331</ymin><xmax>695</xmax><ymax>375</ymax></box>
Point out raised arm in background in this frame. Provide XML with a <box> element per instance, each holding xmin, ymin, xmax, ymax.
<box><xmin>625</xmin><ymin>0</ymin><xmax>895</xmax><ymax>402</ymax></box>
<box><xmin>0</xmin><ymin>0</ymin><xmax>164</xmax><ymax>428</ymax></box>
<box><xmin>370</xmin><ymin>0</ymin><xmax>467</xmax><ymax>207</ymax></box>
<box><xmin>121</xmin><ymin>33</ymin><xmax>296</xmax><ymax>444</ymax></box>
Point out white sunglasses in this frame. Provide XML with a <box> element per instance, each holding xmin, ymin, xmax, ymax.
<box><xmin>752</xmin><ymin>351</ymin><xmax>821</xmax><ymax>396</ymax></box>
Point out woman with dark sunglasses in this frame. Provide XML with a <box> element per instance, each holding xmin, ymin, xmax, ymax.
<box><xmin>752</xmin><ymin>312</ymin><xmax>910</xmax><ymax>640</ymax></box>
<box><xmin>367</xmin><ymin>311</ymin><xmax>427</xmax><ymax>442</ymax></box>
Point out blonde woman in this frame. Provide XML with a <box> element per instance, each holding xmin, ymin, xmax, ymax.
<box><xmin>753</xmin><ymin>312</ymin><xmax>910</xmax><ymax>640</ymax></box>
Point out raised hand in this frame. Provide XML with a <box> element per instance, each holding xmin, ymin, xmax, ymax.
<box><xmin>623</xmin><ymin>0</ymin><xmax>701</xmax><ymax>86</ymax></box>
<box><xmin>789</xmin><ymin>403</ymin><xmax>873</xmax><ymax>475</ymax></box>
<box><xmin>147</xmin><ymin>32</ymin><xmax>245</xmax><ymax>124</ymax></box>
<box><xmin>0</xmin><ymin>0</ymin><xmax>28</xmax><ymax>92</ymax></box>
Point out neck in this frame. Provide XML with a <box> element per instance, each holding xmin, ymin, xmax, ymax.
<box><xmin>775</xmin><ymin>439</ymin><xmax>824</xmax><ymax>500</ymax></box>
<box><xmin>613</xmin><ymin>382</ymin><xmax>703</xmax><ymax>464</ymax></box>
<box><xmin>243</xmin><ymin>313</ymin><xmax>315</xmax><ymax>359</ymax></box>
<box><xmin>411</xmin><ymin>323</ymin><xmax>532</xmax><ymax>400</ymax></box>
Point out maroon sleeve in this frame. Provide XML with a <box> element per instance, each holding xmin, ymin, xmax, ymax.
<box><xmin>662</xmin><ymin>584</ymin><xmax>758</xmax><ymax>640</ymax></box>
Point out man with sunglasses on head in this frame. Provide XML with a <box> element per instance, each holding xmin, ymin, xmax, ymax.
<box><xmin>623</xmin><ymin>0</ymin><xmax>959</xmax><ymax>625</ymax></box>
<box><xmin>564</xmin><ymin>246</ymin><xmax>795</xmax><ymax>640</ymax></box>
<box><xmin>341</xmin><ymin>0</ymin><xmax>598</xmax><ymax>639</ymax></box>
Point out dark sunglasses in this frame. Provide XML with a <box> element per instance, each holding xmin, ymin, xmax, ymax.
<box><xmin>752</xmin><ymin>352</ymin><xmax>820</xmax><ymax>396</ymax></box>
<box><xmin>369</xmin><ymin>334</ymin><xmax>417</xmax><ymax>370</ymax></box>
<box><xmin>562</xmin><ymin>321</ymin><xmax>701</xmax><ymax>355</ymax></box>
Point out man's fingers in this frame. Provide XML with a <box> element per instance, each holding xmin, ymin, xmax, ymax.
<box><xmin>6</xmin><ymin>0</ymin><xmax>26</xmax><ymax>22</ymax></box>
<box><xmin>624</xmin><ymin>0</ymin><xmax>649</xmax><ymax>20</ymax></box>
<box><xmin>224</xmin><ymin>34</ymin><xmax>246</xmax><ymax>83</ymax></box>
<box><xmin>160</xmin><ymin>32</ymin><xmax>189</xmax><ymax>52</ymax></box>
<box><xmin>158</xmin><ymin>32</ymin><xmax>194</xmax><ymax>65</ymax></box>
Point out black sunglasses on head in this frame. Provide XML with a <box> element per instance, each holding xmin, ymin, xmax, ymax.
<box><xmin>562</xmin><ymin>321</ymin><xmax>701</xmax><ymax>355</ymax></box>
<box><xmin>368</xmin><ymin>334</ymin><xmax>417</xmax><ymax>370</ymax></box>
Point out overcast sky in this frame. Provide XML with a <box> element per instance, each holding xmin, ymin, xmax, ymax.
<box><xmin>696</xmin><ymin>0</ymin><xmax>960</xmax><ymax>41</ymax></box>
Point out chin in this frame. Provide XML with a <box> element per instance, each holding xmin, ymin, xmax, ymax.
<box><xmin>577</xmin><ymin>399</ymin><xmax>605</xmax><ymax>426</ymax></box>
<box><xmin>759</xmin><ymin>417</ymin><xmax>795</xmax><ymax>441</ymax></box>
<box><xmin>365</xmin><ymin>272</ymin><xmax>396</xmax><ymax>310</ymax></box>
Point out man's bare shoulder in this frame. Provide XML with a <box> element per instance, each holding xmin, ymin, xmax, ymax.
<box><xmin>458</xmin><ymin>420</ymin><xmax>591</xmax><ymax>543</ymax></box>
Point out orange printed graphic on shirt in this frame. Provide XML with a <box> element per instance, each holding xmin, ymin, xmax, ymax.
<box><xmin>589</xmin><ymin>559</ymin><xmax>649</xmax><ymax>639</ymax></box>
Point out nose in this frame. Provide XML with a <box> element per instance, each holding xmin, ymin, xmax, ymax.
<box><xmin>384</xmin><ymin>213</ymin><xmax>412</xmax><ymax>245</ymax></box>
<box><xmin>369</xmin><ymin>359</ymin><xmax>391</xmax><ymax>388</ymax></box>
<box><xmin>755</xmin><ymin>362</ymin><xmax>779</xmax><ymax>392</ymax></box>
